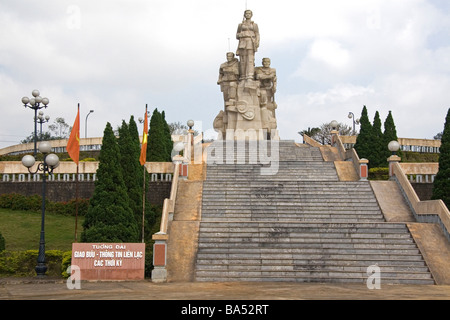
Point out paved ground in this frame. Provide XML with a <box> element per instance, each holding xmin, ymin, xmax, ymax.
<box><xmin>1</xmin><ymin>278</ymin><xmax>449</xmax><ymax>300</ymax></box>
<box><xmin>2</xmin><ymin>278</ymin><xmax>448</xmax><ymax>318</ymax></box>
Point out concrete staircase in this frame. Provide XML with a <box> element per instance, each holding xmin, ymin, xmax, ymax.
<box><xmin>194</xmin><ymin>140</ymin><xmax>434</xmax><ymax>284</ymax></box>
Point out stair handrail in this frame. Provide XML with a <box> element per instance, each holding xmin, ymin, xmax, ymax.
<box><xmin>333</xmin><ymin>133</ymin><xmax>369</xmax><ymax>180</ymax></box>
<box><xmin>302</xmin><ymin>134</ymin><xmax>322</xmax><ymax>147</ymax></box>
<box><xmin>159</xmin><ymin>158</ymin><xmax>181</xmax><ymax>235</ymax></box>
<box><xmin>331</xmin><ymin>132</ymin><xmax>346</xmax><ymax>161</ymax></box>
<box><xmin>151</xmin><ymin>156</ymin><xmax>183</xmax><ymax>283</ymax></box>
<box><xmin>392</xmin><ymin>161</ymin><xmax>450</xmax><ymax>241</ymax></box>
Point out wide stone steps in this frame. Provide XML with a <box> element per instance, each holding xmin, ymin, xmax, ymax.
<box><xmin>195</xmin><ymin>222</ymin><xmax>434</xmax><ymax>284</ymax></box>
<box><xmin>206</xmin><ymin>162</ymin><xmax>338</xmax><ymax>181</ymax></box>
<box><xmin>206</xmin><ymin>141</ymin><xmax>324</xmax><ymax>163</ymax></box>
<box><xmin>194</xmin><ymin>142</ymin><xmax>434</xmax><ymax>284</ymax></box>
<box><xmin>201</xmin><ymin>180</ymin><xmax>383</xmax><ymax>222</ymax></box>
<box><xmin>202</xmin><ymin>183</ymin><xmax>367</xmax><ymax>195</ymax></box>
<box><xmin>201</xmin><ymin>214</ymin><xmax>384</xmax><ymax>223</ymax></box>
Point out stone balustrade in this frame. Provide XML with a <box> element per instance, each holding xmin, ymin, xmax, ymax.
<box><xmin>399</xmin><ymin>162</ymin><xmax>439</xmax><ymax>183</ymax></box>
<box><xmin>392</xmin><ymin>162</ymin><xmax>450</xmax><ymax>242</ymax></box>
<box><xmin>0</xmin><ymin>161</ymin><xmax>174</xmax><ymax>182</ymax></box>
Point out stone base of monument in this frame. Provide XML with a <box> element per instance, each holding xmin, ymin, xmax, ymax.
<box><xmin>222</xmin><ymin>129</ymin><xmax>279</xmax><ymax>141</ymax></box>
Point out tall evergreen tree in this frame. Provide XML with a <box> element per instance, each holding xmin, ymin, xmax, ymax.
<box><xmin>118</xmin><ymin>120</ymin><xmax>143</xmax><ymax>236</ymax></box>
<box><xmin>81</xmin><ymin>122</ymin><xmax>139</xmax><ymax>243</ymax></box>
<box><xmin>147</xmin><ymin>109</ymin><xmax>165</xmax><ymax>162</ymax></box>
<box><xmin>128</xmin><ymin>115</ymin><xmax>144</xmax><ymax>196</ymax></box>
<box><xmin>383</xmin><ymin>111</ymin><xmax>402</xmax><ymax>160</ymax></box>
<box><xmin>128</xmin><ymin>116</ymin><xmax>142</xmax><ymax>163</ymax></box>
<box><xmin>354</xmin><ymin>106</ymin><xmax>373</xmax><ymax>163</ymax></box>
<box><xmin>371</xmin><ymin>111</ymin><xmax>385</xmax><ymax>167</ymax></box>
<box><xmin>432</xmin><ymin>108</ymin><xmax>450</xmax><ymax>208</ymax></box>
<box><xmin>146</xmin><ymin>109</ymin><xmax>173</xmax><ymax>162</ymax></box>
<box><xmin>128</xmin><ymin>115</ymin><xmax>157</xmax><ymax>240</ymax></box>
<box><xmin>161</xmin><ymin>111</ymin><xmax>173</xmax><ymax>161</ymax></box>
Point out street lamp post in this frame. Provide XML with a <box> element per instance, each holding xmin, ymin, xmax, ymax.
<box><xmin>330</xmin><ymin>120</ymin><xmax>339</xmax><ymax>146</ymax></box>
<box><xmin>21</xmin><ymin>90</ymin><xmax>50</xmax><ymax>156</ymax></box>
<box><xmin>138</xmin><ymin>109</ymin><xmax>151</xmax><ymax>125</ymax></box>
<box><xmin>387</xmin><ymin>140</ymin><xmax>401</xmax><ymax>180</ymax></box>
<box><xmin>85</xmin><ymin>110</ymin><xmax>94</xmax><ymax>139</ymax></box>
<box><xmin>348</xmin><ymin>112</ymin><xmax>360</xmax><ymax>135</ymax></box>
<box><xmin>22</xmin><ymin>141</ymin><xmax>60</xmax><ymax>277</ymax></box>
<box><xmin>187</xmin><ymin>120</ymin><xmax>194</xmax><ymax>146</ymax></box>
<box><xmin>35</xmin><ymin>111</ymin><xmax>50</xmax><ymax>139</ymax></box>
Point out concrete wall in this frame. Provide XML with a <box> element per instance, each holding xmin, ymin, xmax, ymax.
<box><xmin>0</xmin><ymin>181</ymin><xmax>171</xmax><ymax>206</ymax></box>
<box><xmin>0</xmin><ymin>161</ymin><xmax>174</xmax><ymax>174</ymax></box>
<box><xmin>411</xmin><ymin>183</ymin><xmax>434</xmax><ymax>201</ymax></box>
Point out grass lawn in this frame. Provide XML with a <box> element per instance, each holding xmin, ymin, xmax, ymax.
<box><xmin>0</xmin><ymin>208</ymin><xmax>83</xmax><ymax>251</ymax></box>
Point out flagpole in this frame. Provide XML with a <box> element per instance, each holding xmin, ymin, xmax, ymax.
<box><xmin>142</xmin><ymin>165</ymin><xmax>146</xmax><ymax>243</ymax></box>
<box><xmin>74</xmin><ymin>103</ymin><xmax>80</xmax><ymax>242</ymax></box>
<box><xmin>141</xmin><ymin>104</ymin><xmax>148</xmax><ymax>243</ymax></box>
<box><xmin>75</xmin><ymin>161</ymin><xmax>79</xmax><ymax>242</ymax></box>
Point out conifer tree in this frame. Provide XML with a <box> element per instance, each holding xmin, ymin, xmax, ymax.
<box><xmin>81</xmin><ymin>122</ymin><xmax>139</xmax><ymax>243</ymax></box>
<box><xmin>128</xmin><ymin>116</ymin><xmax>142</xmax><ymax>164</ymax></box>
<box><xmin>371</xmin><ymin>111</ymin><xmax>385</xmax><ymax>167</ymax></box>
<box><xmin>432</xmin><ymin>108</ymin><xmax>450</xmax><ymax>208</ymax></box>
<box><xmin>161</xmin><ymin>111</ymin><xmax>173</xmax><ymax>161</ymax></box>
<box><xmin>147</xmin><ymin>109</ymin><xmax>167</xmax><ymax>162</ymax></box>
<box><xmin>383</xmin><ymin>111</ymin><xmax>402</xmax><ymax>160</ymax></box>
<box><xmin>354</xmin><ymin>106</ymin><xmax>373</xmax><ymax>163</ymax></box>
<box><xmin>118</xmin><ymin>119</ymin><xmax>143</xmax><ymax>235</ymax></box>
<box><xmin>128</xmin><ymin>115</ymin><xmax>144</xmax><ymax>195</ymax></box>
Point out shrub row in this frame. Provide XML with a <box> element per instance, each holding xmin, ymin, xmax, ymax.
<box><xmin>0</xmin><ymin>250</ymin><xmax>71</xmax><ymax>278</ymax></box>
<box><xmin>0</xmin><ymin>151</ymin><xmax>100</xmax><ymax>162</ymax></box>
<box><xmin>402</xmin><ymin>151</ymin><xmax>439</xmax><ymax>163</ymax></box>
<box><xmin>0</xmin><ymin>249</ymin><xmax>157</xmax><ymax>279</ymax></box>
<box><xmin>368</xmin><ymin>167</ymin><xmax>389</xmax><ymax>180</ymax></box>
<box><xmin>0</xmin><ymin>193</ymin><xmax>89</xmax><ymax>216</ymax></box>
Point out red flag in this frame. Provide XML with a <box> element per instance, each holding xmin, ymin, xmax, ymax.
<box><xmin>67</xmin><ymin>105</ymin><xmax>80</xmax><ymax>165</ymax></box>
<box><xmin>139</xmin><ymin>106</ymin><xmax>148</xmax><ymax>165</ymax></box>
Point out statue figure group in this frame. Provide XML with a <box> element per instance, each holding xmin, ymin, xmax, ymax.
<box><xmin>214</xmin><ymin>10</ymin><xmax>278</xmax><ymax>140</ymax></box>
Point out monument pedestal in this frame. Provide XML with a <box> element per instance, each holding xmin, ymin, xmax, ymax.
<box><xmin>224</xmin><ymin>128</ymin><xmax>279</xmax><ymax>141</ymax></box>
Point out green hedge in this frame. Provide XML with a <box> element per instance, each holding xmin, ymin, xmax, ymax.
<box><xmin>0</xmin><ymin>193</ymin><xmax>89</xmax><ymax>216</ymax></box>
<box><xmin>0</xmin><ymin>250</ymin><xmax>70</xmax><ymax>278</ymax></box>
<box><xmin>402</xmin><ymin>152</ymin><xmax>439</xmax><ymax>163</ymax></box>
<box><xmin>61</xmin><ymin>251</ymin><xmax>72</xmax><ymax>278</ymax></box>
<box><xmin>0</xmin><ymin>152</ymin><xmax>100</xmax><ymax>162</ymax></box>
<box><xmin>0</xmin><ymin>247</ymin><xmax>157</xmax><ymax>279</ymax></box>
<box><xmin>0</xmin><ymin>248</ymin><xmax>156</xmax><ymax>279</ymax></box>
<box><xmin>369</xmin><ymin>167</ymin><xmax>389</xmax><ymax>180</ymax></box>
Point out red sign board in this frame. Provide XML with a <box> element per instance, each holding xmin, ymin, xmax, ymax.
<box><xmin>71</xmin><ymin>243</ymin><xmax>145</xmax><ymax>280</ymax></box>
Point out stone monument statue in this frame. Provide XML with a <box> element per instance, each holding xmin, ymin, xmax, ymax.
<box><xmin>214</xmin><ymin>10</ymin><xmax>279</xmax><ymax>140</ymax></box>
<box><xmin>255</xmin><ymin>58</ymin><xmax>277</xmax><ymax>131</ymax></box>
<box><xmin>236</xmin><ymin>10</ymin><xmax>260</xmax><ymax>80</ymax></box>
<box><xmin>217</xmin><ymin>52</ymin><xmax>239</xmax><ymax>135</ymax></box>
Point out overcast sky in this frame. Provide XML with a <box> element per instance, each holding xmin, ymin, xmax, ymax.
<box><xmin>1</xmin><ymin>0</ymin><xmax>450</xmax><ymax>149</ymax></box>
